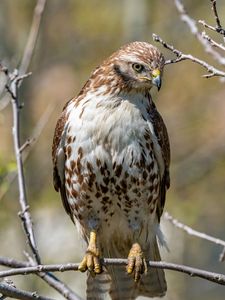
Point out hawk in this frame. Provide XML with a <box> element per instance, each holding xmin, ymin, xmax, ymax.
<box><xmin>52</xmin><ymin>41</ymin><xmax>170</xmax><ymax>300</ymax></box>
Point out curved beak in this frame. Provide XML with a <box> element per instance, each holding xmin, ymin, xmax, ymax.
<box><xmin>152</xmin><ymin>75</ymin><xmax>162</xmax><ymax>91</ymax></box>
<box><xmin>152</xmin><ymin>69</ymin><xmax>162</xmax><ymax>91</ymax></box>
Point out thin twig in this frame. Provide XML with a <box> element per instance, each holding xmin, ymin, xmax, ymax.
<box><xmin>202</xmin><ymin>31</ymin><xmax>225</xmax><ymax>51</ymax></box>
<box><xmin>174</xmin><ymin>0</ymin><xmax>225</xmax><ymax>66</ymax></box>
<box><xmin>19</xmin><ymin>0</ymin><xmax>47</xmax><ymax>76</ymax></box>
<box><xmin>210</xmin><ymin>0</ymin><xmax>225</xmax><ymax>36</ymax></box>
<box><xmin>199</xmin><ymin>19</ymin><xmax>219</xmax><ymax>33</ymax></box>
<box><xmin>164</xmin><ymin>212</ymin><xmax>225</xmax><ymax>261</ymax></box>
<box><xmin>220</xmin><ymin>247</ymin><xmax>225</xmax><ymax>262</ymax></box>
<box><xmin>152</xmin><ymin>33</ymin><xmax>225</xmax><ymax>78</ymax></box>
<box><xmin>0</xmin><ymin>282</ymin><xmax>53</xmax><ymax>300</ymax></box>
<box><xmin>0</xmin><ymin>259</ymin><xmax>225</xmax><ymax>286</ymax></box>
<box><xmin>19</xmin><ymin>139</ymin><xmax>35</xmax><ymax>154</ymax></box>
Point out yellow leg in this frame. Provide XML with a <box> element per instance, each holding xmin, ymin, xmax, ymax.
<box><xmin>127</xmin><ymin>243</ymin><xmax>148</xmax><ymax>282</ymax></box>
<box><xmin>78</xmin><ymin>230</ymin><xmax>102</xmax><ymax>275</ymax></box>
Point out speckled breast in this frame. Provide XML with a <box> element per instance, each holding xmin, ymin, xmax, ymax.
<box><xmin>64</xmin><ymin>133</ymin><xmax>160</xmax><ymax>231</ymax></box>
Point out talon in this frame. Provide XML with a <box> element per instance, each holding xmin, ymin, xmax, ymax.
<box><xmin>127</xmin><ymin>255</ymin><xmax>135</xmax><ymax>274</ymax></box>
<box><xmin>78</xmin><ymin>256</ymin><xmax>88</xmax><ymax>272</ymax></box>
<box><xmin>126</xmin><ymin>243</ymin><xmax>147</xmax><ymax>282</ymax></box>
<box><xmin>78</xmin><ymin>230</ymin><xmax>102</xmax><ymax>275</ymax></box>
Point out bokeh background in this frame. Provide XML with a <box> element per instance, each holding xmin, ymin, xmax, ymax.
<box><xmin>0</xmin><ymin>0</ymin><xmax>225</xmax><ymax>299</ymax></box>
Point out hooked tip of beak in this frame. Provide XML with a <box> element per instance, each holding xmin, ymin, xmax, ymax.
<box><xmin>152</xmin><ymin>75</ymin><xmax>162</xmax><ymax>91</ymax></box>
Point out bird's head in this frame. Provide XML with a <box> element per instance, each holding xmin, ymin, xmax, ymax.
<box><xmin>110</xmin><ymin>42</ymin><xmax>165</xmax><ymax>93</ymax></box>
<box><xmin>86</xmin><ymin>42</ymin><xmax>165</xmax><ymax>97</ymax></box>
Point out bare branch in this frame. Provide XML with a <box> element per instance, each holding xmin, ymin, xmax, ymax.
<box><xmin>174</xmin><ymin>0</ymin><xmax>225</xmax><ymax>66</ymax></box>
<box><xmin>0</xmin><ymin>258</ymin><xmax>225</xmax><ymax>287</ymax></box>
<box><xmin>202</xmin><ymin>31</ymin><xmax>225</xmax><ymax>52</ymax></box>
<box><xmin>164</xmin><ymin>212</ymin><xmax>225</xmax><ymax>261</ymax></box>
<box><xmin>19</xmin><ymin>139</ymin><xmax>35</xmax><ymax>154</ymax></box>
<box><xmin>0</xmin><ymin>282</ymin><xmax>53</xmax><ymax>300</ymax></box>
<box><xmin>199</xmin><ymin>19</ymin><xmax>224</xmax><ymax>37</ymax></box>
<box><xmin>152</xmin><ymin>33</ymin><xmax>225</xmax><ymax>78</ymax></box>
<box><xmin>19</xmin><ymin>0</ymin><xmax>47</xmax><ymax>76</ymax></box>
<box><xmin>7</xmin><ymin>71</ymin><xmax>41</xmax><ymax>264</ymax></box>
<box><xmin>210</xmin><ymin>0</ymin><xmax>225</xmax><ymax>36</ymax></box>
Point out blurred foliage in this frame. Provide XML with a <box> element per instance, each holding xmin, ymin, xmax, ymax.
<box><xmin>0</xmin><ymin>0</ymin><xmax>225</xmax><ymax>299</ymax></box>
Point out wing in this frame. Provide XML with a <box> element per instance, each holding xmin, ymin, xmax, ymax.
<box><xmin>52</xmin><ymin>101</ymin><xmax>74</xmax><ymax>222</ymax></box>
<box><xmin>151</xmin><ymin>102</ymin><xmax>170</xmax><ymax>221</ymax></box>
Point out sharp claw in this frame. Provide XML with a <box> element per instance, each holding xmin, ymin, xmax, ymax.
<box><xmin>93</xmin><ymin>256</ymin><xmax>101</xmax><ymax>274</ymax></box>
<box><xmin>127</xmin><ymin>255</ymin><xmax>135</xmax><ymax>274</ymax></box>
<box><xmin>87</xmin><ymin>253</ymin><xmax>93</xmax><ymax>271</ymax></box>
<box><xmin>78</xmin><ymin>256</ymin><xmax>87</xmax><ymax>272</ymax></box>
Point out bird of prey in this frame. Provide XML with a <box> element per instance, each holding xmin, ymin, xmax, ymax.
<box><xmin>52</xmin><ymin>41</ymin><xmax>170</xmax><ymax>300</ymax></box>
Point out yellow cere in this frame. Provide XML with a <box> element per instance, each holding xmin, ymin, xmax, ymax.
<box><xmin>152</xmin><ymin>69</ymin><xmax>161</xmax><ymax>78</ymax></box>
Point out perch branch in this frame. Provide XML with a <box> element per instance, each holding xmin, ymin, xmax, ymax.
<box><xmin>0</xmin><ymin>258</ymin><xmax>225</xmax><ymax>286</ymax></box>
<box><xmin>164</xmin><ymin>212</ymin><xmax>225</xmax><ymax>261</ymax></box>
<box><xmin>152</xmin><ymin>33</ymin><xmax>225</xmax><ymax>78</ymax></box>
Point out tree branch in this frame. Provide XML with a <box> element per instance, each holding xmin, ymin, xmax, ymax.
<box><xmin>152</xmin><ymin>33</ymin><xmax>225</xmax><ymax>78</ymax></box>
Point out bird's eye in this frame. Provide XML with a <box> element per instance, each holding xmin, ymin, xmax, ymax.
<box><xmin>132</xmin><ymin>63</ymin><xmax>144</xmax><ymax>73</ymax></box>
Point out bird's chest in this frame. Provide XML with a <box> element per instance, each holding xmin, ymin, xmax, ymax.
<box><xmin>64</xmin><ymin>97</ymin><xmax>161</xmax><ymax>231</ymax></box>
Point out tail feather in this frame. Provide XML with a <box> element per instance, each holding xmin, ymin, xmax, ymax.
<box><xmin>138</xmin><ymin>239</ymin><xmax>167</xmax><ymax>297</ymax></box>
<box><xmin>86</xmin><ymin>269</ymin><xmax>111</xmax><ymax>300</ymax></box>
<box><xmin>109</xmin><ymin>265</ymin><xmax>138</xmax><ymax>300</ymax></box>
